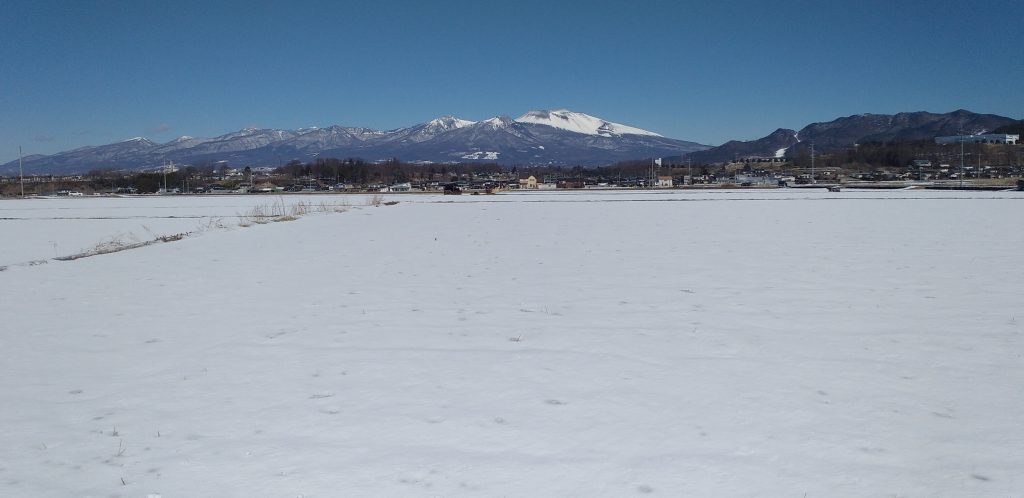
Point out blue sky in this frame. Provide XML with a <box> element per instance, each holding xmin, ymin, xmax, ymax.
<box><xmin>2</xmin><ymin>0</ymin><xmax>1022</xmax><ymax>163</ymax></box>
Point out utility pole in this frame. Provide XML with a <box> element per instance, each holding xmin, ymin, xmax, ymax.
<box><xmin>312</xmin><ymin>152</ymin><xmax>320</xmax><ymax>190</ymax></box>
<box><xmin>810</xmin><ymin>142</ymin><xmax>815</xmax><ymax>184</ymax></box>
<box><xmin>19</xmin><ymin>146</ymin><xmax>25</xmax><ymax>197</ymax></box>
<box><xmin>959</xmin><ymin>129</ymin><xmax>965</xmax><ymax>189</ymax></box>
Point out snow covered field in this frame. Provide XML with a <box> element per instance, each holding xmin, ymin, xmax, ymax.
<box><xmin>1</xmin><ymin>189</ymin><xmax>1022</xmax><ymax>497</ymax></box>
<box><xmin>0</xmin><ymin>195</ymin><xmax>374</xmax><ymax>267</ymax></box>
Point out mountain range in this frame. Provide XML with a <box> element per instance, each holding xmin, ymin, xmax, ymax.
<box><xmin>2</xmin><ymin>110</ymin><xmax>706</xmax><ymax>175</ymax></box>
<box><xmin>4</xmin><ymin>109</ymin><xmax>1018</xmax><ymax>175</ymax></box>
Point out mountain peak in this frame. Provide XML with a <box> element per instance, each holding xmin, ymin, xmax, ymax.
<box><xmin>480</xmin><ymin>116</ymin><xmax>515</xmax><ymax>129</ymax></box>
<box><xmin>515</xmin><ymin>109</ymin><xmax>662</xmax><ymax>138</ymax></box>
<box><xmin>427</xmin><ymin>115</ymin><xmax>475</xmax><ymax>129</ymax></box>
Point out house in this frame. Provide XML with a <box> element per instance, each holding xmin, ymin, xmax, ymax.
<box><xmin>657</xmin><ymin>176</ymin><xmax>674</xmax><ymax>188</ymax></box>
<box><xmin>519</xmin><ymin>175</ymin><xmax>539</xmax><ymax>189</ymax></box>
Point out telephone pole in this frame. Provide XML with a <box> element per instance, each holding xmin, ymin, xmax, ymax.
<box><xmin>19</xmin><ymin>146</ymin><xmax>25</xmax><ymax>197</ymax></box>
<box><xmin>959</xmin><ymin>129</ymin><xmax>965</xmax><ymax>189</ymax></box>
<box><xmin>810</xmin><ymin>142</ymin><xmax>815</xmax><ymax>184</ymax></box>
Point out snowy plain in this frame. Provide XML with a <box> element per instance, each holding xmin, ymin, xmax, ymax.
<box><xmin>1</xmin><ymin>189</ymin><xmax>1023</xmax><ymax>497</ymax></box>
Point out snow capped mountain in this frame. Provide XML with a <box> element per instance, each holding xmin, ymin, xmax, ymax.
<box><xmin>2</xmin><ymin>109</ymin><xmax>708</xmax><ymax>174</ymax></box>
<box><xmin>386</xmin><ymin>116</ymin><xmax>477</xmax><ymax>144</ymax></box>
<box><xmin>120</xmin><ymin>137</ymin><xmax>156</xmax><ymax>145</ymax></box>
<box><xmin>153</xmin><ymin>135</ymin><xmax>212</xmax><ymax>154</ymax></box>
<box><xmin>426</xmin><ymin>115</ymin><xmax>475</xmax><ymax>130</ymax></box>
<box><xmin>367</xmin><ymin>113</ymin><xmax>701</xmax><ymax>166</ymax></box>
<box><xmin>515</xmin><ymin>109</ymin><xmax>662</xmax><ymax>137</ymax></box>
<box><xmin>480</xmin><ymin>116</ymin><xmax>514</xmax><ymax>129</ymax></box>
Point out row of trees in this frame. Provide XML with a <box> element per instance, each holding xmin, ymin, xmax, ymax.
<box><xmin>273</xmin><ymin>158</ymin><xmax>508</xmax><ymax>185</ymax></box>
<box><xmin>827</xmin><ymin>141</ymin><xmax>1021</xmax><ymax>170</ymax></box>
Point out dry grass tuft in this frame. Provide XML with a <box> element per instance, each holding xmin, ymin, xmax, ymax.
<box><xmin>238</xmin><ymin>197</ymin><xmax>351</xmax><ymax>226</ymax></box>
<box><xmin>54</xmin><ymin>231</ymin><xmax>190</xmax><ymax>261</ymax></box>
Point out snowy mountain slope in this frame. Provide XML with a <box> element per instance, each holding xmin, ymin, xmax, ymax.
<box><xmin>187</xmin><ymin>128</ymin><xmax>300</xmax><ymax>155</ymax></box>
<box><xmin>342</xmin><ymin>116</ymin><xmax>537</xmax><ymax>163</ymax></box>
<box><xmin>380</xmin><ymin>116</ymin><xmax>477</xmax><ymax>145</ymax></box>
<box><xmin>515</xmin><ymin>109</ymin><xmax>662</xmax><ymax>137</ymax></box>
<box><xmin>349</xmin><ymin>115</ymin><xmax>704</xmax><ymax>165</ymax></box>
<box><xmin>151</xmin><ymin>135</ymin><xmax>212</xmax><ymax>153</ymax></box>
<box><xmin>283</xmin><ymin>126</ymin><xmax>386</xmax><ymax>151</ymax></box>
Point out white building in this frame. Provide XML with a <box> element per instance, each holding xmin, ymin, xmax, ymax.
<box><xmin>935</xmin><ymin>134</ymin><xmax>1019</xmax><ymax>145</ymax></box>
<box><xmin>381</xmin><ymin>182</ymin><xmax>412</xmax><ymax>192</ymax></box>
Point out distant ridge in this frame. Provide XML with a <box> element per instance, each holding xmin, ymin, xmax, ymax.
<box><xmin>688</xmin><ymin>109</ymin><xmax>1018</xmax><ymax>163</ymax></box>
